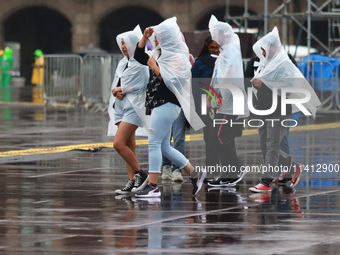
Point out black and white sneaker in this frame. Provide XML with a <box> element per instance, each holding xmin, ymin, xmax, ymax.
<box><xmin>135</xmin><ymin>184</ymin><xmax>161</xmax><ymax>198</ymax></box>
<box><xmin>208</xmin><ymin>178</ymin><xmax>239</xmax><ymax>187</ymax></box>
<box><xmin>115</xmin><ymin>180</ymin><xmax>135</xmax><ymax>194</ymax></box>
<box><xmin>208</xmin><ymin>170</ymin><xmax>247</xmax><ymax>187</ymax></box>
<box><xmin>191</xmin><ymin>171</ymin><xmax>207</xmax><ymax>195</ymax></box>
<box><xmin>131</xmin><ymin>169</ymin><xmax>149</xmax><ymax>193</ymax></box>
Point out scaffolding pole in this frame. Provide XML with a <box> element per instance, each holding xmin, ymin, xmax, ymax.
<box><xmin>224</xmin><ymin>0</ymin><xmax>340</xmax><ymax>57</ymax></box>
<box><xmin>308</xmin><ymin>0</ymin><xmax>311</xmax><ymax>80</ymax></box>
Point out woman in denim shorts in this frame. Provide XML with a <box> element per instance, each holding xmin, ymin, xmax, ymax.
<box><xmin>107</xmin><ymin>25</ymin><xmax>150</xmax><ymax>195</ymax></box>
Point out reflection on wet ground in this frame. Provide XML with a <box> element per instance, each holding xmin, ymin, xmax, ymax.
<box><xmin>0</xmin><ymin>86</ymin><xmax>340</xmax><ymax>254</ymax></box>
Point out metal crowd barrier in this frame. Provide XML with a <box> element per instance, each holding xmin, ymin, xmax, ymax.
<box><xmin>298</xmin><ymin>60</ymin><xmax>338</xmax><ymax>112</ymax></box>
<box><xmin>335</xmin><ymin>64</ymin><xmax>340</xmax><ymax>110</ymax></box>
<box><xmin>82</xmin><ymin>55</ymin><xmax>112</xmax><ymax>109</ymax></box>
<box><xmin>43</xmin><ymin>55</ymin><xmax>83</xmax><ymax>106</ymax></box>
<box><xmin>81</xmin><ymin>54</ymin><xmax>121</xmax><ymax>111</ymax></box>
<box><xmin>42</xmin><ymin>54</ymin><xmax>123</xmax><ymax>109</ymax></box>
<box><xmin>42</xmin><ymin>54</ymin><xmax>340</xmax><ymax>113</ymax></box>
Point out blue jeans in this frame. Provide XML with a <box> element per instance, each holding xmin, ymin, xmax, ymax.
<box><xmin>149</xmin><ymin>103</ymin><xmax>189</xmax><ymax>173</ymax></box>
<box><xmin>162</xmin><ymin>109</ymin><xmax>186</xmax><ymax>171</ymax></box>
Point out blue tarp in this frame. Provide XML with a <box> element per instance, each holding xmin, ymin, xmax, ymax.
<box><xmin>298</xmin><ymin>54</ymin><xmax>339</xmax><ymax>92</ymax></box>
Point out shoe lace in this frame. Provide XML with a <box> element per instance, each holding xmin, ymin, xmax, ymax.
<box><xmin>134</xmin><ymin>173</ymin><xmax>141</xmax><ymax>186</ymax></box>
<box><xmin>124</xmin><ymin>180</ymin><xmax>135</xmax><ymax>190</ymax></box>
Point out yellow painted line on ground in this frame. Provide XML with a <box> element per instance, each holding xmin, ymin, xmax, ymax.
<box><xmin>0</xmin><ymin>101</ymin><xmax>75</xmax><ymax>107</ymax></box>
<box><xmin>290</xmin><ymin>122</ymin><xmax>340</xmax><ymax>131</ymax></box>
<box><xmin>0</xmin><ymin>122</ymin><xmax>339</xmax><ymax>158</ymax></box>
<box><xmin>0</xmin><ymin>143</ymin><xmax>113</xmax><ymax>157</ymax></box>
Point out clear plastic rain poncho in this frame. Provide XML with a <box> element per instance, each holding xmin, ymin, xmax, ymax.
<box><xmin>252</xmin><ymin>27</ymin><xmax>321</xmax><ymax>116</ymax></box>
<box><xmin>107</xmin><ymin>25</ymin><xmax>149</xmax><ymax>137</ymax></box>
<box><xmin>152</xmin><ymin>17</ymin><xmax>205</xmax><ymax>131</ymax></box>
<box><xmin>209</xmin><ymin>15</ymin><xmax>249</xmax><ymax>118</ymax></box>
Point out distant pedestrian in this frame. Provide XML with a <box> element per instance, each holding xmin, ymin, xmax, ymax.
<box><xmin>0</xmin><ymin>47</ymin><xmax>14</xmax><ymax>87</ymax></box>
<box><xmin>31</xmin><ymin>49</ymin><xmax>45</xmax><ymax>87</ymax></box>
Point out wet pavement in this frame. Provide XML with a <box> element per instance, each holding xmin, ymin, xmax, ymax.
<box><xmin>1</xmin><ymin>86</ymin><xmax>340</xmax><ymax>254</ymax></box>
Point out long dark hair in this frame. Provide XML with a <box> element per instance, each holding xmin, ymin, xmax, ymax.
<box><xmin>198</xmin><ymin>34</ymin><xmax>213</xmax><ymax>58</ymax></box>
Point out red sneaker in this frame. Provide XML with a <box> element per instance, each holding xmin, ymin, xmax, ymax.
<box><xmin>249</xmin><ymin>183</ymin><xmax>271</xmax><ymax>193</ymax></box>
<box><xmin>273</xmin><ymin>171</ymin><xmax>292</xmax><ymax>184</ymax></box>
<box><xmin>290</xmin><ymin>164</ymin><xmax>303</xmax><ymax>188</ymax></box>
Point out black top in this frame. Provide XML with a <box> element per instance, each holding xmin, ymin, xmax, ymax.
<box><xmin>134</xmin><ymin>45</ymin><xmax>180</xmax><ymax>110</ymax></box>
<box><xmin>244</xmin><ymin>54</ymin><xmax>297</xmax><ymax>119</ymax></box>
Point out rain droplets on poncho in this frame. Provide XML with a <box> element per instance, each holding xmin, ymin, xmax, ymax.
<box><xmin>209</xmin><ymin>15</ymin><xmax>249</xmax><ymax>118</ymax></box>
<box><xmin>107</xmin><ymin>25</ymin><xmax>149</xmax><ymax>137</ymax></box>
<box><xmin>252</xmin><ymin>27</ymin><xmax>321</xmax><ymax>116</ymax></box>
<box><xmin>152</xmin><ymin>17</ymin><xmax>205</xmax><ymax>131</ymax></box>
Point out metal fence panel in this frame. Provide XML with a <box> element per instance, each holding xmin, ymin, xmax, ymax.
<box><xmin>43</xmin><ymin>55</ymin><xmax>83</xmax><ymax>105</ymax></box>
<box><xmin>82</xmin><ymin>54</ymin><xmax>122</xmax><ymax>111</ymax></box>
<box><xmin>298</xmin><ymin>60</ymin><xmax>339</xmax><ymax>111</ymax></box>
<box><xmin>41</xmin><ymin>54</ymin><xmax>340</xmax><ymax>113</ymax></box>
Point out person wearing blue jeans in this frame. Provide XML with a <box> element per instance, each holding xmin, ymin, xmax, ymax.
<box><xmin>161</xmin><ymin>109</ymin><xmax>186</xmax><ymax>182</ymax></box>
<box><xmin>134</xmin><ymin>18</ymin><xmax>206</xmax><ymax>198</ymax></box>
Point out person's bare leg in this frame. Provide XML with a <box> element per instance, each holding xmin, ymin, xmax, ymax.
<box><xmin>149</xmin><ymin>173</ymin><xmax>159</xmax><ymax>184</ymax></box>
<box><xmin>183</xmin><ymin>162</ymin><xmax>195</xmax><ymax>176</ymax></box>
<box><xmin>125</xmin><ymin>131</ymin><xmax>138</xmax><ymax>180</ymax></box>
<box><xmin>114</xmin><ymin>122</ymin><xmax>139</xmax><ymax>180</ymax></box>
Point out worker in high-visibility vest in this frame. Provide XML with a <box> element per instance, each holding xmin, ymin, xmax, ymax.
<box><xmin>31</xmin><ymin>49</ymin><xmax>45</xmax><ymax>87</ymax></box>
<box><xmin>0</xmin><ymin>47</ymin><xmax>14</xmax><ymax>87</ymax></box>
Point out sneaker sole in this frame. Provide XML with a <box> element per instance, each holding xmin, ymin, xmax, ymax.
<box><xmin>115</xmin><ymin>190</ymin><xmax>132</xmax><ymax>195</ymax></box>
<box><xmin>208</xmin><ymin>171</ymin><xmax>247</xmax><ymax>187</ymax></box>
<box><xmin>131</xmin><ymin>175</ymin><xmax>149</xmax><ymax>193</ymax></box>
<box><xmin>208</xmin><ymin>183</ymin><xmax>232</xmax><ymax>187</ymax></box>
<box><xmin>249</xmin><ymin>187</ymin><xmax>271</xmax><ymax>193</ymax></box>
<box><xmin>193</xmin><ymin>171</ymin><xmax>207</xmax><ymax>196</ymax></box>
<box><xmin>135</xmin><ymin>191</ymin><xmax>161</xmax><ymax>198</ymax></box>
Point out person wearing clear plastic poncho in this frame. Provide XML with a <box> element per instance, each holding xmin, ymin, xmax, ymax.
<box><xmin>205</xmin><ymin>15</ymin><xmax>249</xmax><ymax>188</ymax></box>
<box><xmin>133</xmin><ymin>17</ymin><xmax>206</xmax><ymax>198</ymax></box>
<box><xmin>249</xmin><ymin>27</ymin><xmax>321</xmax><ymax>193</ymax></box>
<box><xmin>160</xmin><ymin>33</ymin><xmax>195</xmax><ymax>183</ymax></box>
<box><xmin>107</xmin><ymin>25</ymin><xmax>150</xmax><ymax>195</ymax></box>
<box><xmin>192</xmin><ymin>34</ymin><xmax>220</xmax><ymax>181</ymax></box>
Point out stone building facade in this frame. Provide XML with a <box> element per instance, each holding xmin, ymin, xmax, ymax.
<box><xmin>0</xmin><ymin>0</ymin><xmax>317</xmax><ymax>73</ymax></box>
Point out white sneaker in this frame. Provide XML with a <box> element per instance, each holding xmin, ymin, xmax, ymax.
<box><xmin>171</xmin><ymin>168</ymin><xmax>184</xmax><ymax>182</ymax></box>
<box><xmin>162</xmin><ymin>165</ymin><xmax>172</xmax><ymax>180</ymax></box>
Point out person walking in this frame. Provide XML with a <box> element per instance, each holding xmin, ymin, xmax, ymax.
<box><xmin>161</xmin><ymin>34</ymin><xmax>194</xmax><ymax>183</ymax></box>
<box><xmin>134</xmin><ymin>17</ymin><xmax>206</xmax><ymax>198</ymax></box>
<box><xmin>107</xmin><ymin>25</ymin><xmax>150</xmax><ymax>195</ymax></box>
<box><xmin>248</xmin><ymin>27</ymin><xmax>321</xmax><ymax>193</ymax></box>
<box><xmin>205</xmin><ymin>15</ymin><xmax>249</xmax><ymax>187</ymax></box>
<box><xmin>192</xmin><ymin>34</ymin><xmax>221</xmax><ymax>182</ymax></box>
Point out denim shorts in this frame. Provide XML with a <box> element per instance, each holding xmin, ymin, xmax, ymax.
<box><xmin>114</xmin><ymin>97</ymin><xmax>143</xmax><ymax>127</ymax></box>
